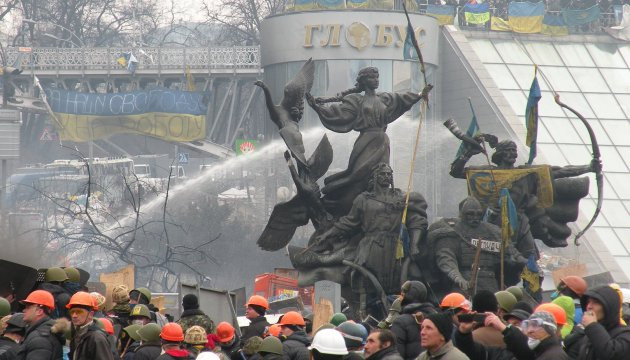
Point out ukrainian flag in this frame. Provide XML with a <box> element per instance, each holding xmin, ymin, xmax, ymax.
<box><xmin>508</xmin><ymin>1</ymin><xmax>544</xmax><ymax>33</ymax></box>
<box><xmin>563</xmin><ymin>5</ymin><xmax>601</xmax><ymax>26</ymax></box>
<box><xmin>542</xmin><ymin>13</ymin><xmax>568</xmax><ymax>36</ymax></box>
<box><xmin>291</xmin><ymin>0</ymin><xmax>315</xmax><ymax>11</ymax></box>
<box><xmin>346</xmin><ymin>0</ymin><xmax>369</xmax><ymax>8</ymax></box>
<box><xmin>426</xmin><ymin>5</ymin><xmax>455</xmax><ymax>25</ymax></box>
<box><xmin>316</xmin><ymin>0</ymin><xmax>345</xmax><ymax>9</ymax></box>
<box><xmin>464</xmin><ymin>2</ymin><xmax>490</xmax><ymax>25</ymax></box>
<box><xmin>525</xmin><ymin>75</ymin><xmax>541</xmax><ymax>165</ymax></box>
<box><xmin>499</xmin><ymin>188</ymin><xmax>519</xmax><ymax>244</ymax></box>
<box><xmin>491</xmin><ymin>17</ymin><xmax>512</xmax><ymax>31</ymax></box>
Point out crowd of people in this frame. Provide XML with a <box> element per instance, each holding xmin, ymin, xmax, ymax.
<box><xmin>1</xmin><ymin>266</ymin><xmax>630</xmax><ymax>360</ymax></box>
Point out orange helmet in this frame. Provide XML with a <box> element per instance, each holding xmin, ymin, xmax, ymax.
<box><xmin>279</xmin><ymin>311</ymin><xmax>305</xmax><ymax>326</ymax></box>
<box><xmin>66</xmin><ymin>291</ymin><xmax>95</xmax><ymax>309</ymax></box>
<box><xmin>561</xmin><ymin>276</ymin><xmax>587</xmax><ymax>297</ymax></box>
<box><xmin>265</xmin><ymin>324</ymin><xmax>282</xmax><ymax>337</ymax></box>
<box><xmin>246</xmin><ymin>295</ymin><xmax>269</xmax><ymax>310</ymax></box>
<box><xmin>98</xmin><ymin>318</ymin><xmax>114</xmax><ymax>335</ymax></box>
<box><xmin>216</xmin><ymin>321</ymin><xmax>235</xmax><ymax>343</ymax></box>
<box><xmin>21</xmin><ymin>290</ymin><xmax>55</xmax><ymax>311</ymax></box>
<box><xmin>160</xmin><ymin>323</ymin><xmax>184</xmax><ymax>342</ymax></box>
<box><xmin>535</xmin><ymin>303</ymin><xmax>566</xmax><ymax>326</ymax></box>
<box><xmin>440</xmin><ymin>293</ymin><xmax>471</xmax><ymax>311</ymax></box>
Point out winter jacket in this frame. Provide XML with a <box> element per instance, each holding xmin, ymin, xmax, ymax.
<box><xmin>155</xmin><ymin>348</ymin><xmax>195</xmax><ymax>360</ymax></box>
<box><xmin>241</xmin><ymin>316</ymin><xmax>269</xmax><ymax>343</ymax></box>
<box><xmin>220</xmin><ymin>334</ymin><xmax>245</xmax><ymax>360</ymax></box>
<box><xmin>416</xmin><ymin>341</ymin><xmax>469</xmax><ymax>360</ymax></box>
<box><xmin>177</xmin><ymin>309</ymin><xmax>216</xmax><ymax>334</ymax></box>
<box><xmin>570</xmin><ymin>285</ymin><xmax>630</xmax><ymax>360</ymax></box>
<box><xmin>122</xmin><ymin>341</ymin><xmax>140</xmax><ymax>360</ymax></box>
<box><xmin>38</xmin><ymin>283</ymin><xmax>71</xmax><ymax>319</ymax></box>
<box><xmin>261</xmin><ymin>353</ymin><xmax>284</xmax><ymax>360</ymax></box>
<box><xmin>391</xmin><ymin>303</ymin><xmax>436</xmax><ymax>360</ymax></box>
<box><xmin>69</xmin><ymin>321</ymin><xmax>115</xmax><ymax>360</ymax></box>
<box><xmin>344</xmin><ymin>351</ymin><xmax>365</xmax><ymax>360</ymax></box>
<box><xmin>366</xmin><ymin>346</ymin><xmax>403</xmax><ymax>360</ymax></box>
<box><xmin>528</xmin><ymin>337</ymin><xmax>567</xmax><ymax>360</ymax></box>
<box><xmin>0</xmin><ymin>316</ymin><xmax>67</xmax><ymax>360</ymax></box>
<box><xmin>0</xmin><ymin>336</ymin><xmax>19</xmax><ymax>356</ymax></box>
<box><xmin>453</xmin><ymin>328</ymin><xmax>514</xmax><ymax>360</ymax></box>
<box><xmin>472</xmin><ymin>326</ymin><xmax>505</xmax><ymax>348</ymax></box>
<box><xmin>133</xmin><ymin>342</ymin><xmax>162</xmax><ymax>360</ymax></box>
<box><xmin>282</xmin><ymin>331</ymin><xmax>310</xmax><ymax>360</ymax></box>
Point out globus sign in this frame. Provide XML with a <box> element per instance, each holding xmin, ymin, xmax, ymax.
<box><xmin>261</xmin><ymin>10</ymin><xmax>439</xmax><ymax>66</ymax></box>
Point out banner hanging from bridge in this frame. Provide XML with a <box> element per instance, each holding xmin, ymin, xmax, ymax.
<box><xmin>43</xmin><ymin>87</ymin><xmax>207</xmax><ymax>142</ymax></box>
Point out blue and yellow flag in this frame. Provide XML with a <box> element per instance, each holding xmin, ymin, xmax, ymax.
<box><xmin>346</xmin><ymin>0</ymin><xmax>369</xmax><ymax>8</ymax></box>
<box><xmin>563</xmin><ymin>5</ymin><xmax>601</xmax><ymax>26</ymax></box>
<box><xmin>499</xmin><ymin>188</ymin><xmax>518</xmax><ymax>244</ymax></box>
<box><xmin>521</xmin><ymin>254</ymin><xmax>542</xmax><ymax>301</ymax></box>
<box><xmin>426</xmin><ymin>5</ymin><xmax>455</xmax><ymax>25</ymax></box>
<box><xmin>542</xmin><ymin>13</ymin><xmax>569</xmax><ymax>36</ymax></box>
<box><xmin>316</xmin><ymin>0</ymin><xmax>345</xmax><ymax>9</ymax></box>
<box><xmin>291</xmin><ymin>0</ymin><xmax>316</xmax><ymax>11</ymax></box>
<box><xmin>508</xmin><ymin>1</ymin><xmax>544</xmax><ymax>33</ymax></box>
<box><xmin>491</xmin><ymin>16</ymin><xmax>512</xmax><ymax>31</ymax></box>
<box><xmin>525</xmin><ymin>74</ymin><xmax>541</xmax><ymax>165</ymax></box>
<box><xmin>403</xmin><ymin>22</ymin><xmax>418</xmax><ymax>60</ymax></box>
<box><xmin>369</xmin><ymin>0</ymin><xmax>394</xmax><ymax>9</ymax></box>
<box><xmin>464</xmin><ymin>2</ymin><xmax>490</xmax><ymax>25</ymax></box>
<box><xmin>455</xmin><ymin>100</ymin><xmax>480</xmax><ymax>160</ymax></box>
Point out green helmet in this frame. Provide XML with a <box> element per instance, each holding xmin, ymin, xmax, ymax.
<box><xmin>243</xmin><ymin>336</ymin><xmax>263</xmax><ymax>355</ymax></box>
<box><xmin>506</xmin><ymin>286</ymin><xmax>523</xmax><ymax>301</ymax></box>
<box><xmin>259</xmin><ymin>335</ymin><xmax>283</xmax><ymax>355</ymax></box>
<box><xmin>495</xmin><ymin>291</ymin><xmax>518</xmax><ymax>312</ymax></box>
<box><xmin>138</xmin><ymin>323</ymin><xmax>162</xmax><ymax>342</ymax></box>
<box><xmin>0</xmin><ymin>297</ymin><xmax>10</xmax><ymax>317</ymax></box>
<box><xmin>130</xmin><ymin>304</ymin><xmax>151</xmax><ymax>319</ymax></box>
<box><xmin>45</xmin><ymin>267</ymin><xmax>69</xmax><ymax>282</ymax></box>
<box><xmin>123</xmin><ymin>324</ymin><xmax>143</xmax><ymax>341</ymax></box>
<box><xmin>329</xmin><ymin>313</ymin><xmax>347</xmax><ymax>327</ymax></box>
<box><xmin>131</xmin><ymin>287</ymin><xmax>152</xmax><ymax>303</ymax></box>
<box><xmin>63</xmin><ymin>267</ymin><xmax>81</xmax><ymax>283</ymax></box>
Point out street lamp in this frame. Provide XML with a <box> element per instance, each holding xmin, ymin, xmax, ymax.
<box><xmin>22</xmin><ymin>19</ymin><xmax>86</xmax><ymax>47</ymax></box>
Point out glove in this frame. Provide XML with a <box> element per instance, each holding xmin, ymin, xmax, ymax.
<box><xmin>448</xmin><ymin>270</ymin><xmax>469</xmax><ymax>291</ymax></box>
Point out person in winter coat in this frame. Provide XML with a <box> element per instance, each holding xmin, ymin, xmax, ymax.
<box><xmin>177</xmin><ymin>294</ymin><xmax>215</xmax><ymax>335</ymax></box>
<box><xmin>67</xmin><ymin>292</ymin><xmax>115</xmax><ymax>360</ymax></box>
<box><xmin>453</xmin><ymin>314</ymin><xmax>513</xmax><ymax>360</ymax></box>
<box><xmin>0</xmin><ymin>313</ymin><xmax>26</xmax><ymax>355</ymax></box>
<box><xmin>241</xmin><ymin>296</ymin><xmax>270</xmax><ymax>343</ymax></box>
<box><xmin>518</xmin><ymin>311</ymin><xmax>567</xmax><ymax>360</ymax></box>
<box><xmin>308</xmin><ymin>329</ymin><xmax>348</xmax><ymax>360</ymax></box>
<box><xmin>417</xmin><ymin>313</ymin><xmax>469</xmax><ymax>360</ymax></box>
<box><xmin>134</xmin><ymin>323</ymin><xmax>163</xmax><ymax>360</ymax></box>
<box><xmin>364</xmin><ymin>329</ymin><xmax>403</xmax><ymax>360</ymax></box>
<box><xmin>391</xmin><ymin>281</ymin><xmax>436</xmax><ymax>360</ymax></box>
<box><xmin>0</xmin><ymin>290</ymin><xmax>67</xmax><ymax>360</ymax></box>
<box><xmin>156</xmin><ymin>323</ymin><xmax>194</xmax><ymax>360</ymax></box>
<box><xmin>38</xmin><ymin>267</ymin><xmax>72</xmax><ymax>319</ymax></box>
<box><xmin>336</xmin><ymin>321</ymin><xmax>366</xmax><ymax>360</ymax></box>
<box><xmin>279</xmin><ymin>312</ymin><xmax>310</xmax><ymax>360</ymax></box>
<box><xmin>216</xmin><ymin>322</ymin><xmax>244</xmax><ymax>360</ymax></box>
<box><xmin>565</xmin><ymin>285</ymin><xmax>630</xmax><ymax>360</ymax></box>
<box><xmin>258</xmin><ymin>336</ymin><xmax>283</xmax><ymax>360</ymax></box>
<box><xmin>471</xmin><ymin>291</ymin><xmax>505</xmax><ymax>348</ymax></box>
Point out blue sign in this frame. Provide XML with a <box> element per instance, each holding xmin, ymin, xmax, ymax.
<box><xmin>178</xmin><ymin>152</ymin><xmax>189</xmax><ymax>164</ymax></box>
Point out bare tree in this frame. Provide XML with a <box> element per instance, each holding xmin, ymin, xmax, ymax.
<box><xmin>0</xmin><ymin>0</ymin><xmax>19</xmax><ymax>22</ymax></box>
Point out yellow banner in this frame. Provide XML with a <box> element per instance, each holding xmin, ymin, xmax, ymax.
<box><xmin>53</xmin><ymin>112</ymin><xmax>206</xmax><ymax>142</ymax></box>
<box><xmin>491</xmin><ymin>17</ymin><xmax>512</xmax><ymax>31</ymax></box>
<box><xmin>509</xmin><ymin>16</ymin><xmax>543</xmax><ymax>33</ymax></box>
<box><xmin>466</xmin><ymin>165</ymin><xmax>553</xmax><ymax>209</ymax></box>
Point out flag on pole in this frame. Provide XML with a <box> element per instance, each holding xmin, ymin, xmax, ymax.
<box><xmin>499</xmin><ymin>188</ymin><xmax>518</xmax><ymax>244</ymax></box>
<box><xmin>455</xmin><ymin>99</ymin><xmax>480</xmax><ymax>160</ymax></box>
<box><xmin>403</xmin><ymin>22</ymin><xmax>418</xmax><ymax>60</ymax></box>
<box><xmin>525</xmin><ymin>72</ymin><xmax>541</xmax><ymax>165</ymax></box>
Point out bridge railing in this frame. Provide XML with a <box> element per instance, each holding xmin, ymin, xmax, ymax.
<box><xmin>5</xmin><ymin>46</ymin><xmax>261</xmax><ymax>72</ymax></box>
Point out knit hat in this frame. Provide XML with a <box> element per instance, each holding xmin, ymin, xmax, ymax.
<box><xmin>527</xmin><ymin>311</ymin><xmax>557</xmax><ymax>335</ymax></box>
<box><xmin>182</xmin><ymin>294</ymin><xmax>199</xmax><ymax>311</ymax></box>
<box><xmin>330</xmin><ymin>313</ymin><xmax>347</xmax><ymax>327</ymax></box>
<box><xmin>473</xmin><ymin>290</ymin><xmax>498</xmax><ymax>313</ymax></box>
<box><xmin>425</xmin><ymin>312</ymin><xmax>453</xmax><ymax>342</ymax></box>
<box><xmin>250</xmin><ymin>304</ymin><xmax>266</xmax><ymax>316</ymax></box>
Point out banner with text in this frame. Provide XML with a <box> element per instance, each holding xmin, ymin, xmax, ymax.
<box><xmin>44</xmin><ymin>87</ymin><xmax>207</xmax><ymax>142</ymax></box>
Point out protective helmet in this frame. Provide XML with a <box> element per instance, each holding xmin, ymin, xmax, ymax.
<box><xmin>535</xmin><ymin>303</ymin><xmax>567</xmax><ymax>326</ymax></box>
<box><xmin>90</xmin><ymin>292</ymin><xmax>106</xmax><ymax>311</ymax></box>
<box><xmin>21</xmin><ymin>290</ymin><xmax>55</xmax><ymax>310</ymax></box>
<box><xmin>506</xmin><ymin>286</ymin><xmax>523</xmax><ymax>301</ymax></box>
<box><xmin>440</xmin><ymin>293</ymin><xmax>471</xmax><ymax>310</ymax></box>
<box><xmin>329</xmin><ymin>313</ymin><xmax>347</xmax><ymax>326</ymax></box>
<box><xmin>243</xmin><ymin>336</ymin><xmax>264</xmax><ymax>355</ymax></box>
<box><xmin>246</xmin><ymin>295</ymin><xmax>269</xmax><ymax>310</ymax></box>
<box><xmin>97</xmin><ymin>318</ymin><xmax>114</xmax><ymax>335</ymax></box>
<box><xmin>112</xmin><ymin>285</ymin><xmax>130</xmax><ymax>303</ymax></box>
<box><xmin>259</xmin><ymin>335</ymin><xmax>283</xmax><ymax>355</ymax></box>
<box><xmin>0</xmin><ymin>297</ymin><xmax>10</xmax><ymax>317</ymax></box>
<box><xmin>138</xmin><ymin>323</ymin><xmax>162</xmax><ymax>342</ymax></box>
<box><xmin>45</xmin><ymin>267</ymin><xmax>69</xmax><ymax>282</ymax></box>
<box><xmin>279</xmin><ymin>311</ymin><xmax>305</xmax><ymax>326</ymax></box>
<box><xmin>308</xmin><ymin>328</ymin><xmax>348</xmax><ymax>355</ymax></box>
<box><xmin>130</xmin><ymin>304</ymin><xmax>151</xmax><ymax>319</ymax></box>
<box><xmin>130</xmin><ymin>287</ymin><xmax>152</xmax><ymax>303</ymax></box>
<box><xmin>265</xmin><ymin>323</ymin><xmax>282</xmax><ymax>337</ymax></box>
<box><xmin>66</xmin><ymin>291</ymin><xmax>95</xmax><ymax>309</ymax></box>
<box><xmin>560</xmin><ymin>276</ymin><xmax>588</xmax><ymax>297</ymax></box>
<box><xmin>124</xmin><ymin>324</ymin><xmax>142</xmax><ymax>341</ymax></box>
<box><xmin>160</xmin><ymin>322</ymin><xmax>184</xmax><ymax>342</ymax></box>
<box><xmin>336</xmin><ymin>321</ymin><xmax>366</xmax><ymax>348</ymax></box>
<box><xmin>216</xmin><ymin>321</ymin><xmax>236</xmax><ymax>343</ymax></box>
<box><xmin>63</xmin><ymin>267</ymin><xmax>81</xmax><ymax>283</ymax></box>
<box><xmin>495</xmin><ymin>291</ymin><xmax>518</xmax><ymax>312</ymax></box>
<box><xmin>185</xmin><ymin>325</ymin><xmax>208</xmax><ymax>345</ymax></box>
<box><xmin>197</xmin><ymin>352</ymin><xmax>221</xmax><ymax>360</ymax></box>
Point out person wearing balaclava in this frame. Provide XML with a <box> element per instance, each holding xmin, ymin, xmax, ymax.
<box><xmin>390</xmin><ymin>281</ymin><xmax>436</xmax><ymax>359</ymax></box>
<box><xmin>564</xmin><ymin>284</ymin><xmax>630</xmax><ymax>360</ymax></box>
<box><xmin>516</xmin><ymin>311</ymin><xmax>567</xmax><ymax>360</ymax></box>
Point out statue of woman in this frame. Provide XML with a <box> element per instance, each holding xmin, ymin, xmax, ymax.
<box><xmin>306</xmin><ymin>67</ymin><xmax>429</xmax><ymax>217</ymax></box>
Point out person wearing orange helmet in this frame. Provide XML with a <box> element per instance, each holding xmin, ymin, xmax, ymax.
<box><xmin>279</xmin><ymin>311</ymin><xmax>310</xmax><ymax>360</ymax></box>
<box><xmin>156</xmin><ymin>322</ymin><xmax>194</xmax><ymax>360</ymax></box>
<box><xmin>439</xmin><ymin>292</ymin><xmax>471</xmax><ymax>326</ymax></box>
<box><xmin>66</xmin><ymin>291</ymin><xmax>114</xmax><ymax>360</ymax></box>
<box><xmin>241</xmin><ymin>295</ymin><xmax>270</xmax><ymax>343</ymax></box>
<box><xmin>215</xmin><ymin>321</ymin><xmax>242</xmax><ymax>360</ymax></box>
<box><xmin>551</xmin><ymin>275</ymin><xmax>588</xmax><ymax>325</ymax></box>
<box><xmin>0</xmin><ymin>290</ymin><xmax>67</xmax><ymax>360</ymax></box>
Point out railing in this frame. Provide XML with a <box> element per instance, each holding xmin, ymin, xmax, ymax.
<box><xmin>4</xmin><ymin>46</ymin><xmax>260</xmax><ymax>72</ymax></box>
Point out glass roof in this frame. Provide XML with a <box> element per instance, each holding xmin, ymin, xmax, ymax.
<box><xmin>468</xmin><ymin>38</ymin><xmax>630</xmax><ymax>279</ymax></box>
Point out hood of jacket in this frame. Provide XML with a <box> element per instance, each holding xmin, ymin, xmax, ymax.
<box><xmin>180</xmin><ymin>309</ymin><xmax>206</xmax><ymax>318</ymax></box>
<box><xmin>401</xmin><ymin>281</ymin><xmax>427</xmax><ymax>305</ymax></box>
<box><xmin>39</xmin><ymin>282</ymin><xmax>69</xmax><ymax>297</ymax></box>
<box><xmin>581</xmin><ymin>285</ymin><xmax>622</xmax><ymax>330</ymax></box>
<box><xmin>286</xmin><ymin>331</ymin><xmax>310</xmax><ymax>346</ymax></box>
<box><xmin>401</xmin><ymin>302</ymin><xmax>436</xmax><ymax>316</ymax></box>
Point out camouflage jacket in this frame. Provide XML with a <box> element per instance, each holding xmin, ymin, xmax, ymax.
<box><xmin>177</xmin><ymin>309</ymin><xmax>216</xmax><ymax>334</ymax></box>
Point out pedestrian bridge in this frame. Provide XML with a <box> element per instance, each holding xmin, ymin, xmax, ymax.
<box><xmin>3</xmin><ymin>46</ymin><xmax>263</xmax><ymax>159</ymax></box>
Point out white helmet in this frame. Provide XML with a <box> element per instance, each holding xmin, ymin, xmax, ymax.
<box><xmin>308</xmin><ymin>329</ymin><xmax>348</xmax><ymax>355</ymax></box>
<box><xmin>196</xmin><ymin>352</ymin><xmax>220</xmax><ymax>360</ymax></box>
